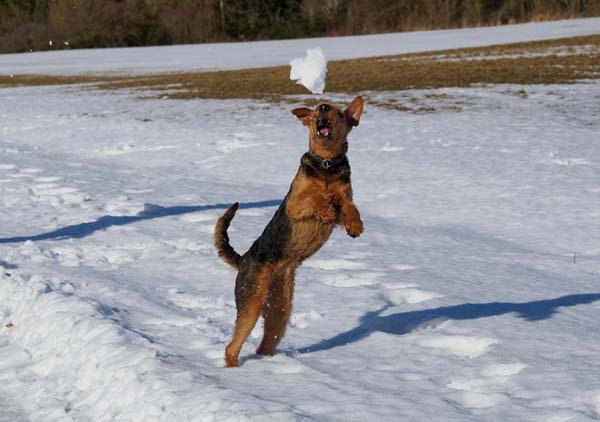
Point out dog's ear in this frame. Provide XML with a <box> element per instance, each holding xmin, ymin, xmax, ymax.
<box><xmin>345</xmin><ymin>96</ymin><xmax>363</xmax><ymax>127</ymax></box>
<box><xmin>292</xmin><ymin>108</ymin><xmax>314</xmax><ymax>126</ymax></box>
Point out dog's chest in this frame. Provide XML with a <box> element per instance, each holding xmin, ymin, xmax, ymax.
<box><xmin>287</xmin><ymin>219</ymin><xmax>334</xmax><ymax>261</ymax></box>
<box><xmin>284</xmin><ymin>173</ymin><xmax>342</xmax><ymax>261</ymax></box>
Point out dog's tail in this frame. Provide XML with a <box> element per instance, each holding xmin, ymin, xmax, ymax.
<box><xmin>214</xmin><ymin>202</ymin><xmax>241</xmax><ymax>270</ymax></box>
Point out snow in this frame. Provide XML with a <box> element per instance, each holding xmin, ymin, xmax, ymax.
<box><xmin>289</xmin><ymin>47</ymin><xmax>328</xmax><ymax>94</ymax></box>
<box><xmin>0</xmin><ymin>17</ymin><xmax>598</xmax><ymax>75</ymax></box>
<box><xmin>2</xmin><ymin>18</ymin><xmax>600</xmax><ymax>421</ymax></box>
<box><xmin>1</xmin><ymin>80</ymin><xmax>600</xmax><ymax>421</ymax></box>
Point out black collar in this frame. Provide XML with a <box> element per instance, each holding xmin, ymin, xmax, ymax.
<box><xmin>309</xmin><ymin>152</ymin><xmax>347</xmax><ymax>170</ymax></box>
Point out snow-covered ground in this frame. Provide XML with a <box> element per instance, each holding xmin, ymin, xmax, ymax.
<box><xmin>0</xmin><ymin>17</ymin><xmax>599</xmax><ymax>76</ymax></box>
<box><xmin>1</xmin><ymin>79</ymin><xmax>600</xmax><ymax>421</ymax></box>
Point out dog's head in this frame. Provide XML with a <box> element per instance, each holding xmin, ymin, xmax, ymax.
<box><xmin>292</xmin><ymin>96</ymin><xmax>363</xmax><ymax>159</ymax></box>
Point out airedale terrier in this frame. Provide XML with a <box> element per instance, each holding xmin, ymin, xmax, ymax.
<box><xmin>215</xmin><ymin>96</ymin><xmax>364</xmax><ymax>367</ymax></box>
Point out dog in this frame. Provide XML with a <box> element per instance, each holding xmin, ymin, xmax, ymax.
<box><xmin>214</xmin><ymin>96</ymin><xmax>364</xmax><ymax>367</ymax></box>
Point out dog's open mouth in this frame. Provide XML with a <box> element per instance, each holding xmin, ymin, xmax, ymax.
<box><xmin>317</xmin><ymin>118</ymin><xmax>332</xmax><ymax>139</ymax></box>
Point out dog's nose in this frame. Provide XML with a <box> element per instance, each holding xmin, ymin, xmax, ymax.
<box><xmin>319</xmin><ymin>104</ymin><xmax>331</xmax><ymax>113</ymax></box>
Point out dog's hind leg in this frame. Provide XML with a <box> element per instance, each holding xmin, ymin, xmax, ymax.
<box><xmin>225</xmin><ymin>265</ymin><xmax>272</xmax><ymax>367</ymax></box>
<box><xmin>256</xmin><ymin>265</ymin><xmax>295</xmax><ymax>356</ymax></box>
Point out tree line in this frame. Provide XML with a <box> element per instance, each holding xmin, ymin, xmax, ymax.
<box><xmin>1</xmin><ymin>0</ymin><xmax>598</xmax><ymax>54</ymax></box>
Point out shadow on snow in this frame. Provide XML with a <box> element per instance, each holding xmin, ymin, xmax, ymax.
<box><xmin>298</xmin><ymin>293</ymin><xmax>600</xmax><ymax>353</ymax></box>
<box><xmin>0</xmin><ymin>199</ymin><xmax>281</xmax><ymax>243</ymax></box>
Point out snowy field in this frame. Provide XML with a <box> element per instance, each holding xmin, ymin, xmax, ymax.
<box><xmin>2</xmin><ymin>18</ymin><xmax>600</xmax><ymax>422</ymax></box>
<box><xmin>1</xmin><ymin>80</ymin><xmax>600</xmax><ymax>421</ymax></box>
<box><xmin>0</xmin><ymin>17</ymin><xmax>599</xmax><ymax>75</ymax></box>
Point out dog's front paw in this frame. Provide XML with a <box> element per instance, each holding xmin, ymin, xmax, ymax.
<box><xmin>314</xmin><ymin>205</ymin><xmax>336</xmax><ymax>224</ymax></box>
<box><xmin>345</xmin><ymin>218</ymin><xmax>364</xmax><ymax>238</ymax></box>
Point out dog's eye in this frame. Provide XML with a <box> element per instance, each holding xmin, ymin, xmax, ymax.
<box><xmin>319</xmin><ymin>104</ymin><xmax>331</xmax><ymax>112</ymax></box>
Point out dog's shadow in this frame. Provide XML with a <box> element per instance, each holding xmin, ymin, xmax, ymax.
<box><xmin>297</xmin><ymin>293</ymin><xmax>600</xmax><ymax>353</ymax></box>
<box><xmin>0</xmin><ymin>199</ymin><xmax>281</xmax><ymax>243</ymax></box>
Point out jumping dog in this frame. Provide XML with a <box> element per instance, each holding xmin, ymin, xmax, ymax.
<box><xmin>215</xmin><ymin>97</ymin><xmax>364</xmax><ymax>367</ymax></box>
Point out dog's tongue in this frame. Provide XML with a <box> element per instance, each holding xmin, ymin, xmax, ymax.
<box><xmin>319</xmin><ymin>127</ymin><xmax>330</xmax><ymax>137</ymax></box>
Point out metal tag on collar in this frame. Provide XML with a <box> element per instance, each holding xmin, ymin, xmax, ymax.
<box><xmin>321</xmin><ymin>159</ymin><xmax>331</xmax><ymax>169</ymax></box>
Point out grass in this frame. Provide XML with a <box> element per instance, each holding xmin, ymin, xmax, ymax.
<box><xmin>1</xmin><ymin>34</ymin><xmax>599</xmax><ymax>102</ymax></box>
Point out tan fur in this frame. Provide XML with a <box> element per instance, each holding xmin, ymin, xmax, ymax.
<box><xmin>256</xmin><ymin>265</ymin><xmax>295</xmax><ymax>356</ymax></box>
<box><xmin>225</xmin><ymin>264</ymin><xmax>274</xmax><ymax>367</ymax></box>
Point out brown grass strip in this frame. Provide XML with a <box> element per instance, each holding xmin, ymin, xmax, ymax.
<box><xmin>1</xmin><ymin>34</ymin><xmax>599</xmax><ymax>100</ymax></box>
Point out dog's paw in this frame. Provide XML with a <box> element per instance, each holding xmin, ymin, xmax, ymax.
<box><xmin>345</xmin><ymin>219</ymin><xmax>364</xmax><ymax>238</ymax></box>
<box><xmin>256</xmin><ymin>345</ymin><xmax>275</xmax><ymax>356</ymax></box>
<box><xmin>225</xmin><ymin>347</ymin><xmax>239</xmax><ymax>367</ymax></box>
<box><xmin>314</xmin><ymin>205</ymin><xmax>336</xmax><ymax>224</ymax></box>
<box><xmin>225</xmin><ymin>354</ymin><xmax>239</xmax><ymax>368</ymax></box>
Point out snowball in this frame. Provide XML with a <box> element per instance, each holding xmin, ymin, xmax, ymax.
<box><xmin>289</xmin><ymin>47</ymin><xmax>328</xmax><ymax>94</ymax></box>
